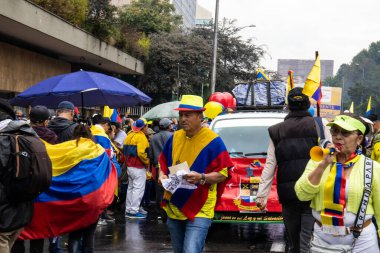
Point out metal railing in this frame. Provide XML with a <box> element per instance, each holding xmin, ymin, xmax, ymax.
<box><xmin>120</xmin><ymin>106</ymin><xmax>152</xmax><ymax>116</ymax></box>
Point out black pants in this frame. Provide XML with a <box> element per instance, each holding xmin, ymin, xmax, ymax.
<box><xmin>282</xmin><ymin>202</ymin><xmax>314</xmax><ymax>253</ymax></box>
<box><xmin>11</xmin><ymin>239</ymin><xmax>44</xmax><ymax>253</ymax></box>
<box><xmin>68</xmin><ymin>221</ymin><xmax>98</xmax><ymax>253</ymax></box>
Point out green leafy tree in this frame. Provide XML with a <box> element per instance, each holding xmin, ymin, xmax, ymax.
<box><xmin>31</xmin><ymin>0</ymin><xmax>88</xmax><ymax>26</ymax></box>
<box><xmin>139</xmin><ymin>19</ymin><xmax>265</xmax><ymax>104</ymax></box>
<box><xmin>116</xmin><ymin>0</ymin><xmax>182</xmax><ymax>59</ymax></box>
<box><xmin>329</xmin><ymin>41</ymin><xmax>380</xmax><ymax>115</ymax></box>
<box><xmin>118</xmin><ymin>0</ymin><xmax>182</xmax><ymax>35</ymax></box>
<box><xmin>138</xmin><ymin>32</ymin><xmax>212</xmax><ymax>104</ymax></box>
<box><xmin>84</xmin><ymin>0</ymin><xmax>119</xmax><ymax>43</ymax></box>
<box><xmin>192</xmin><ymin>19</ymin><xmax>265</xmax><ymax>91</ymax></box>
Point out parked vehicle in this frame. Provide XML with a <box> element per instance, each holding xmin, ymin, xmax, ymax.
<box><xmin>210</xmin><ymin>109</ymin><xmax>286</xmax><ymax>223</ymax></box>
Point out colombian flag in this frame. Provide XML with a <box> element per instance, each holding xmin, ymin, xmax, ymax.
<box><xmin>20</xmin><ymin>138</ymin><xmax>117</xmax><ymax>239</ymax></box>
<box><xmin>366</xmin><ymin>96</ymin><xmax>372</xmax><ymax>117</ymax></box>
<box><xmin>91</xmin><ymin>125</ymin><xmax>112</xmax><ymax>157</ymax></box>
<box><xmin>159</xmin><ymin>128</ymin><xmax>233</xmax><ymax>221</ymax></box>
<box><xmin>103</xmin><ymin>106</ymin><xmax>121</xmax><ymax>123</ymax></box>
<box><xmin>303</xmin><ymin>53</ymin><xmax>322</xmax><ymax>104</ymax></box>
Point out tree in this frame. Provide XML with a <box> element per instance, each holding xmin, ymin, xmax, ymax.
<box><xmin>192</xmin><ymin>19</ymin><xmax>265</xmax><ymax>92</ymax></box>
<box><xmin>118</xmin><ymin>0</ymin><xmax>182</xmax><ymax>35</ymax></box>
<box><xmin>138</xmin><ymin>19</ymin><xmax>265</xmax><ymax>104</ymax></box>
<box><xmin>329</xmin><ymin>41</ymin><xmax>380</xmax><ymax>115</ymax></box>
<box><xmin>31</xmin><ymin>0</ymin><xmax>88</xmax><ymax>26</ymax></box>
<box><xmin>84</xmin><ymin>0</ymin><xmax>119</xmax><ymax>43</ymax></box>
<box><xmin>138</xmin><ymin>32</ymin><xmax>212</xmax><ymax>104</ymax></box>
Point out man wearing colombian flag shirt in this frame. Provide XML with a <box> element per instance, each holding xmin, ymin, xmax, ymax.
<box><xmin>159</xmin><ymin>95</ymin><xmax>233</xmax><ymax>253</ymax></box>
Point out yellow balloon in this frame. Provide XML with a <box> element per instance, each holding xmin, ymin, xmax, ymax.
<box><xmin>204</xmin><ymin>101</ymin><xmax>224</xmax><ymax>119</ymax></box>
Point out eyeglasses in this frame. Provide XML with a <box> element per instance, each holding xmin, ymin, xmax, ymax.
<box><xmin>330</xmin><ymin>127</ymin><xmax>358</xmax><ymax>137</ymax></box>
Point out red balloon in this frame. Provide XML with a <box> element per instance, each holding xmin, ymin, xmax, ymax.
<box><xmin>209</xmin><ymin>92</ymin><xmax>228</xmax><ymax>108</ymax></box>
<box><xmin>223</xmin><ymin>92</ymin><xmax>235</xmax><ymax>108</ymax></box>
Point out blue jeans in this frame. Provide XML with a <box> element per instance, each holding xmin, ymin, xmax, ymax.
<box><xmin>166</xmin><ymin>217</ymin><xmax>212</xmax><ymax>253</ymax></box>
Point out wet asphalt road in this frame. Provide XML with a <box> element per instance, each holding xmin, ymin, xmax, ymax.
<box><xmin>91</xmin><ymin>212</ymin><xmax>287</xmax><ymax>253</ymax></box>
<box><xmin>28</xmin><ymin>210</ymin><xmax>287</xmax><ymax>253</ymax></box>
<box><xmin>92</xmin><ymin>221</ymin><xmax>286</xmax><ymax>252</ymax></box>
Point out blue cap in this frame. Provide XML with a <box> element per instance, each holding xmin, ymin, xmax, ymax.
<box><xmin>132</xmin><ymin>119</ymin><xmax>146</xmax><ymax>132</ymax></box>
<box><xmin>58</xmin><ymin>101</ymin><xmax>74</xmax><ymax>110</ymax></box>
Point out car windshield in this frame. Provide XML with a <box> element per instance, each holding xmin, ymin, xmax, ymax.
<box><xmin>212</xmin><ymin>117</ymin><xmax>284</xmax><ymax>156</ymax></box>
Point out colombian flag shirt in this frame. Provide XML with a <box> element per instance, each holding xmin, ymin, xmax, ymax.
<box><xmin>159</xmin><ymin>127</ymin><xmax>233</xmax><ymax>220</ymax></box>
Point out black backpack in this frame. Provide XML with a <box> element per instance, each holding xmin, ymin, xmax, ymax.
<box><xmin>0</xmin><ymin>132</ymin><xmax>52</xmax><ymax>202</ymax></box>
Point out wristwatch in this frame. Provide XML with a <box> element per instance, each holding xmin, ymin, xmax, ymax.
<box><xmin>199</xmin><ymin>173</ymin><xmax>206</xmax><ymax>185</ymax></box>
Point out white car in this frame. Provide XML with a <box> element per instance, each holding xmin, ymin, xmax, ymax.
<box><xmin>209</xmin><ymin>110</ymin><xmax>286</xmax><ymax>223</ymax></box>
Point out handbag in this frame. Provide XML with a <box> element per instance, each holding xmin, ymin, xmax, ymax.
<box><xmin>309</xmin><ymin>157</ymin><xmax>373</xmax><ymax>253</ymax></box>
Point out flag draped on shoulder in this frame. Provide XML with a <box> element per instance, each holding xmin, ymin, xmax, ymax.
<box><xmin>91</xmin><ymin>125</ymin><xmax>112</xmax><ymax>157</ymax></box>
<box><xmin>366</xmin><ymin>96</ymin><xmax>372</xmax><ymax>116</ymax></box>
<box><xmin>20</xmin><ymin>138</ymin><xmax>117</xmax><ymax>240</ymax></box>
<box><xmin>256</xmin><ymin>68</ymin><xmax>270</xmax><ymax>81</ymax></box>
<box><xmin>103</xmin><ymin>106</ymin><xmax>121</xmax><ymax>123</ymax></box>
<box><xmin>303</xmin><ymin>53</ymin><xmax>322</xmax><ymax>104</ymax></box>
<box><xmin>158</xmin><ymin>128</ymin><xmax>233</xmax><ymax>221</ymax></box>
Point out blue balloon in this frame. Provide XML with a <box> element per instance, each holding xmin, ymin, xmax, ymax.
<box><xmin>308</xmin><ymin>106</ymin><xmax>315</xmax><ymax>116</ymax></box>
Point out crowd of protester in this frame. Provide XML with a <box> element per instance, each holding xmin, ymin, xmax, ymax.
<box><xmin>3</xmin><ymin>88</ymin><xmax>380</xmax><ymax>253</ymax></box>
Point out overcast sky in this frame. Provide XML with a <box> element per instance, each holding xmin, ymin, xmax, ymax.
<box><xmin>199</xmin><ymin>0</ymin><xmax>380</xmax><ymax>74</ymax></box>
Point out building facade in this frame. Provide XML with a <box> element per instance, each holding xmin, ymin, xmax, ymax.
<box><xmin>195</xmin><ymin>3</ymin><xmax>212</xmax><ymax>27</ymax></box>
<box><xmin>171</xmin><ymin>0</ymin><xmax>196</xmax><ymax>28</ymax></box>
<box><xmin>0</xmin><ymin>0</ymin><xmax>144</xmax><ymax>100</ymax></box>
<box><xmin>277</xmin><ymin>59</ymin><xmax>334</xmax><ymax>85</ymax></box>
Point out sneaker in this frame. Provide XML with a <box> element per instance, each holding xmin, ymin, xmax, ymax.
<box><xmin>125</xmin><ymin>212</ymin><xmax>146</xmax><ymax>219</ymax></box>
<box><xmin>139</xmin><ymin>207</ymin><xmax>148</xmax><ymax>215</ymax></box>
<box><xmin>97</xmin><ymin>218</ymin><xmax>107</xmax><ymax>225</ymax></box>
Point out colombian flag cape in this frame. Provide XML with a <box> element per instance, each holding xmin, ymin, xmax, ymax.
<box><xmin>91</xmin><ymin>125</ymin><xmax>112</xmax><ymax>157</ymax></box>
<box><xmin>159</xmin><ymin>128</ymin><xmax>233</xmax><ymax>221</ymax></box>
<box><xmin>20</xmin><ymin>138</ymin><xmax>117</xmax><ymax>239</ymax></box>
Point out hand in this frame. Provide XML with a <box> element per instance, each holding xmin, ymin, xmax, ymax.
<box><xmin>256</xmin><ymin>197</ymin><xmax>266</xmax><ymax>211</ymax></box>
<box><xmin>182</xmin><ymin>171</ymin><xmax>202</xmax><ymax>184</ymax></box>
<box><xmin>320</xmin><ymin>143</ymin><xmax>337</xmax><ymax>168</ymax></box>
<box><xmin>158</xmin><ymin>174</ymin><xmax>168</xmax><ymax>186</ymax></box>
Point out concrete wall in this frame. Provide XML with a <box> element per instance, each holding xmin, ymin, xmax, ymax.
<box><xmin>0</xmin><ymin>0</ymin><xmax>144</xmax><ymax>75</ymax></box>
<box><xmin>0</xmin><ymin>42</ymin><xmax>70</xmax><ymax>93</ymax></box>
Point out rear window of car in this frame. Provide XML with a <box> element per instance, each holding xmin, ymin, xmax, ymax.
<box><xmin>212</xmin><ymin>117</ymin><xmax>283</xmax><ymax>156</ymax></box>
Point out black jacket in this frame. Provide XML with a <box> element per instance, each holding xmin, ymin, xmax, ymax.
<box><xmin>48</xmin><ymin>117</ymin><xmax>78</xmax><ymax>143</ymax></box>
<box><xmin>0</xmin><ymin>120</ymin><xmax>35</xmax><ymax>232</ymax></box>
<box><xmin>268</xmin><ymin>110</ymin><xmax>318</xmax><ymax>204</ymax></box>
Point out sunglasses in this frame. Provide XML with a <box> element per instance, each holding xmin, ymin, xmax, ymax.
<box><xmin>330</xmin><ymin>127</ymin><xmax>358</xmax><ymax>137</ymax></box>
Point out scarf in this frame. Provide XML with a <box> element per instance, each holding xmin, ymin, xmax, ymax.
<box><xmin>321</xmin><ymin>151</ymin><xmax>361</xmax><ymax>235</ymax></box>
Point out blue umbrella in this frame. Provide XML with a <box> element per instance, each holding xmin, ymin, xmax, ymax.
<box><xmin>10</xmin><ymin>70</ymin><xmax>151</xmax><ymax>108</ymax></box>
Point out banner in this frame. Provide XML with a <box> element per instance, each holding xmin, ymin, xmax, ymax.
<box><xmin>215</xmin><ymin>157</ymin><xmax>282</xmax><ymax>220</ymax></box>
<box><xmin>311</xmin><ymin>87</ymin><xmax>342</xmax><ymax>120</ymax></box>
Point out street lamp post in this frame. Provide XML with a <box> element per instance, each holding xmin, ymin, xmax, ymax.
<box><xmin>210</xmin><ymin>0</ymin><xmax>220</xmax><ymax>94</ymax></box>
<box><xmin>355</xmin><ymin>63</ymin><xmax>364</xmax><ymax>80</ymax></box>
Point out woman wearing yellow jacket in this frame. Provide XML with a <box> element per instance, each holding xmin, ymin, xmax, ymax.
<box><xmin>295</xmin><ymin>114</ymin><xmax>380</xmax><ymax>252</ymax></box>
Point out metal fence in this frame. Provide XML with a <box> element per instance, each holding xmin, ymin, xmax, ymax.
<box><xmin>119</xmin><ymin>106</ymin><xmax>152</xmax><ymax>116</ymax></box>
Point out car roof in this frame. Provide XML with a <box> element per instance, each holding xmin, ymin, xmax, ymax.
<box><xmin>212</xmin><ymin>111</ymin><xmax>288</xmax><ymax>121</ymax></box>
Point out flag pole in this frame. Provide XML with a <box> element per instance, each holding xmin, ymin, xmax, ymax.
<box><xmin>315</xmin><ymin>51</ymin><xmax>320</xmax><ymax>117</ymax></box>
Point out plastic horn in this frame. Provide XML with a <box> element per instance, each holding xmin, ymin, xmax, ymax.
<box><xmin>310</xmin><ymin>146</ymin><xmax>336</xmax><ymax>162</ymax></box>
